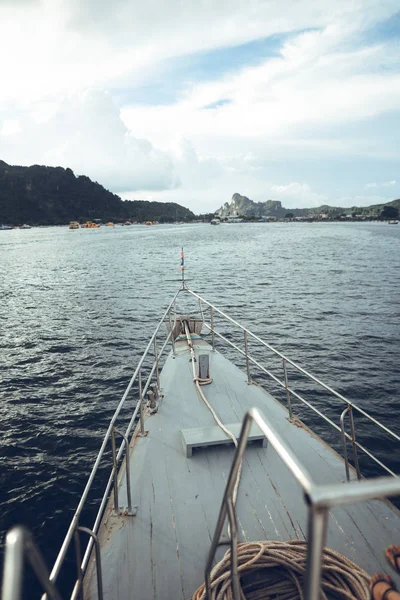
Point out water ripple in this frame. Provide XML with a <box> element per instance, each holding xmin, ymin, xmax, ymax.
<box><xmin>0</xmin><ymin>222</ymin><xmax>399</xmax><ymax>597</ymax></box>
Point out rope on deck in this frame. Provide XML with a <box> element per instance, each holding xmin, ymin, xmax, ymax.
<box><xmin>183</xmin><ymin>321</ymin><xmax>242</xmax><ymax>507</ymax></box>
<box><xmin>190</xmin><ymin>540</ymin><xmax>371</xmax><ymax>600</ymax></box>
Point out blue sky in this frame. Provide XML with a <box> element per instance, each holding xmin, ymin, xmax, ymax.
<box><xmin>0</xmin><ymin>0</ymin><xmax>399</xmax><ymax>212</ymax></box>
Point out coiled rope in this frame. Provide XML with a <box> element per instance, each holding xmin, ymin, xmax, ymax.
<box><xmin>191</xmin><ymin>540</ymin><xmax>371</xmax><ymax>600</ymax></box>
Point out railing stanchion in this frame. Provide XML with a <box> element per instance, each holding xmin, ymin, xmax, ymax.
<box><xmin>210</xmin><ymin>307</ymin><xmax>215</xmax><ymax>351</ymax></box>
<box><xmin>73</xmin><ymin>527</ymin><xmax>83</xmax><ymax>600</ymax></box>
<box><xmin>244</xmin><ymin>330</ymin><xmax>251</xmax><ymax>384</ymax></box>
<box><xmin>349</xmin><ymin>406</ymin><xmax>361</xmax><ymax>480</ymax></box>
<box><xmin>77</xmin><ymin>527</ymin><xmax>104</xmax><ymax>600</ymax></box>
<box><xmin>139</xmin><ymin>369</ymin><xmax>144</xmax><ymax>435</ymax></box>
<box><xmin>113</xmin><ymin>429</ymin><xmax>133</xmax><ymax>514</ymax></box>
<box><xmin>169</xmin><ymin>310</ymin><xmax>176</xmax><ymax>356</ymax></box>
<box><xmin>154</xmin><ymin>337</ymin><xmax>160</xmax><ymax>390</ymax></box>
<box><xmin>304</xmin><ymin>506</ymin><xmax>328</xmax><ymax>600</ymax></box>
<box><xmin>283</xmin><ymin>358</ymin><xmax>293</xmax><ymax>419</ymax></box>
<box><xmin>3</xmin><ymin>527</ymin><xmax>63</xmax><ymax>600</ymax></box>
<box><xmin>111</xmin><ymin>429</ymin><xmax>119</xmax><ymax>513</ymax></box>
<box><xmin>340</xmin><ymin>407</ymin><xmax>351</xmax><ymax>481</ymax></box>
<box><xmin>227</xmin><ymin>499</ymin><xmax>240</xmax><ymax>600</ymax></box>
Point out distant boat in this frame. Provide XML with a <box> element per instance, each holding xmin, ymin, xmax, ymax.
<box><xmin>210</xmin><ymin>218</ymin><xmax>220</xmax><ymax>225</ymax></box>
<box><xmin>69</xmin><ymin>221</ymin><xmax>80</xmax><ymax>229</ymax></box>
<box><xmin>81</xmin><ymin>221</ymin><xmax>100</xmax><ymax>229</ymax></box>
<box><xmin>388</xmin><ymin>220</ymin><xmax>399</xmax><ymax>224</ymax></box>
<box><xmin>20</xmin><ymin>224</ymin><xmax>32</xmax><ymax>229</ymax></box>
<box><xmin>0</xmin><ymin>224</ymin><xmax>12</xmax><ymax>230</ymax></box>
<box><xmin>105</xmin><ymin>222</ymin><xmax>114</xmax><ymax>227</ymax></box>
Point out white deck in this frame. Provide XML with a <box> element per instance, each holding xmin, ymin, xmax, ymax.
<box><xmin>84</xmin><ymin>339</ymin><xmax>400</xmax><ymax>599</ymax></box>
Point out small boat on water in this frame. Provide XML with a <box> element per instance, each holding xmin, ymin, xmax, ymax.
<box><xmin>105</xmin><ymin>222</ymin><xmax>114</xmax><ymax>227</ymax></box>
<box><xmin>20</xmin><ymin>224</ymin><xmax>31</xmax><ymax>229</ymax></box>
<box><xmin>226</xmin><ymin>215</ymin><xmax>243</xmax><ymax>223</ymax></box>
<box><xmin>81</xmin><ymin>221</ymin><xmax>100</xmax><ymax>229</ymax></box>
<box><xmin>388</xmin><ymin>220</ymin><xmax>399</xmax><ymax>224</ymax></box>
<box><xmin>0</xmin><ymin>224</ymin><xmax>12</xmax><ymax>230</ymax></box>
<box><xmin>3</xmin><ymin>272</ymin><xmax>400</xmax><ymax>600</ymax></box>
<box><xmin>69</xmin><ymin>221</ymin><xmax>80</xmax><ymax>229</ymax></box>
<box><xmin>211</xmin><ymin>218</ymin><xmax>221</xmax><ymax>225</ymax></box>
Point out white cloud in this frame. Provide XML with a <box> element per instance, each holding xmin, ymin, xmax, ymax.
<box><xmin>270</xmin><ymin>182</ymin><xmax>328</xmax><ymax>207</ymax></box>
<box><xmin>365</xmin><ymin>180</ymin><xmax>397</xmax><ymax>189</ymax></box>
<box><xmin>0</xmin><ymin>90</ymin><xmax>178</xmax><ymax>192</ymax></box>
<box><xmin>0</xmin><ymin>0</ymin><xmax>400</xmax><ymax>210</ymax></box>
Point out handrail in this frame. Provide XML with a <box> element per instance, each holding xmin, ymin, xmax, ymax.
<box><xmin>186</xmin><ymin>288</ymin><xmax>399</xmax><ymax>479</ymax></box>
<box><xmin>187</xmin><ymin>288</ymin><xmax>400</xmax><ymax>444</ymax></box>
<box><xmin>205</xmin><ymin>409</ymin><xmax>400</xmax><ymax>600</ymax></box>
<box><xmin>201</xmin><ymin>319</ymin><xmax>397</xmax><ymax>478</ymax></box>
<box><xmin>42</xmin><ymin>287</ymin><xmax>181</xmax><ymax>598</ymax></box>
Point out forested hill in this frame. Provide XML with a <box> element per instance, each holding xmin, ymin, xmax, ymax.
<box><xmin>0</xmin><ymin>161</ymin><xmax>194</xmax><ymax>225</ymax></box>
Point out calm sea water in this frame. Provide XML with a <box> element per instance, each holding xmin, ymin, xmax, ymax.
<box><xmin>1</xmin><ymin>222</ymin><xmax>400</xmax><ymax>596</ymax></box>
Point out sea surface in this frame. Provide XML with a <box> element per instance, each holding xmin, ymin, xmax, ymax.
<box><xmin>1</xmin><ymin>221</ymin><xmax>400</xmax><ymax>597</ymax></box>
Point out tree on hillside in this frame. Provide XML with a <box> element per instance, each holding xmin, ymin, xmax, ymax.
<box><xmin>285</xmin><ymin>212</ymin><xmax>294</xmax><ymax>219</ymax></box>
<box><xmin>381</xmin><ymin>206</ymin><xmax>399</xmax><ymax>219</ymax></box>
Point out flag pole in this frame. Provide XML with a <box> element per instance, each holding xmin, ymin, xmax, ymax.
<box><xmin>181</xmin><ymin>247</ymin><xmax>185</xmax><ymax>288</ymax></box>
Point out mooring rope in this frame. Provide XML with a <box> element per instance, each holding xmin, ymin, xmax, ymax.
<box><xmin>183</xmin><ymin>320</ymin><xmax>242</xmax><ymax>505</ymax></box>
<box><xmin>191</xmin><ymin>540</ymin><xmax>371</xmax><ymax>600</ymax></box>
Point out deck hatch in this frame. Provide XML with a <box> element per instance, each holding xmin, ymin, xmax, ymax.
<box><xmin>181</xmin><ymin>422</ymin><xmax>267</xmax><ymax>458</ymax></box>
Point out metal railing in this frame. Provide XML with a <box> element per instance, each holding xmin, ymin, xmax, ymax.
<box><xmin>2</xmin><ymin>284</ymin><xmax>399</xmax><ymax>599</ymax></box>
<box><xmin>185</xmin><ymin>288</ymin><xmax>400</xmax><ymax>481</ymax></box>
<box><xmin>205</xmin><ymin>408</ymin><xmax>400</xmax><ymax>600</ymax></box>
<box><xmin>19</xmin><ymin>288</ymin><xmax>179</xmax><ymax>600</ymax></box>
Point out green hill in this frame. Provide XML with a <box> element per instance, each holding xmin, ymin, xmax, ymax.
<box><xmin>0</xmin><ymin>161</ymin><xmax>194</xmax><ymax>225</ymax></box>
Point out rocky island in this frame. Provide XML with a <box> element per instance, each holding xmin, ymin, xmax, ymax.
<box><xmin>216</xmin><ymin>193</ymin><xmax>400</xmax><ymax>221</ymax></box>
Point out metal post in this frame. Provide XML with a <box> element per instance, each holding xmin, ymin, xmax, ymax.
<box><xmin>78</xmin><ymin>527</ymin><xmax>104</xmax><ymax>600</ymax></box>
<box><xmin>111</xmin><ymin>429</ymin><xmax>119</xmax><ymax>513</ymax></box>
<box><xmin>226</xmin><ymin>499</ymin><xmax>240</xmax><ymax>600</ymax></box>
<box><xmin>154</xmin><ymin>337</ymin><xmax>160</xmax><ymax>390</ymax></box>
<box><xmin>340</xmin><ymin>406</ymin><xmax>351</xmax><ymax>482</ymax></box>
<box><xmin>282</xmin><ymin>358</ymin><xmax>293</xmax><ymax>420</ymax></box>
<box><xmin>2</xmin><ymin>527</ymin><xmax>63</xmax><ymax>600</ymax></box>
<box><xmin>139</xmin><ymin>369</ymin><xmax>144</xmax><ymax>435</ymax></box>
<box><xmin>181</xmin><ymin>247</ymin><xmax>185</xmax><ymax>287</ymax></box>
<box><xmin>349</xmin><ymin>406</ymin><xmax>361</xmax><ymax>480</ymax></box>
<box><xmin>205</xmin><ymin>413</ymin><xmax>253</xmax><ymax>599</ymax></box>
<box><xmin>168</xmin><ymin>310</ymin><xmax>176</xmax><ymax>356</ymax></box>
<box><xmin>243</xmin><ymin>330</ymin><xmax>251</xmax><ymax>384</ymax></box>
<box><xmin>2</xmin><ymin>528</ymin><xmax>24</xmax><ymax>600</ymax></box>
<box><xmin>114</xmin><ymin>428</ymin><xmax>133</xmax><ymax>515</ymax></box>
<box><xmin>73</xmin><ymin>528</ymin><xmax>83</xmax><ymax>600</ymax></box>
<box><xmin>304</xmin><ymin>505</ymin><xmax>328</xmax><ymax>600</ymax></box>
<box><xmin>210</xmin><ymin>307</ymin><xmax>215</xmax><ymax>351</ymax></box>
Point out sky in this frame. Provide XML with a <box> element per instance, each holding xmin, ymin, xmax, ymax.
<box><xmin>0</xmin><ymin>0</ymin><xmax>399</xmax><ymax>213</ymax></box>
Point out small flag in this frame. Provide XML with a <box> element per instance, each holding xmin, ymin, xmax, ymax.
<box><xmin>181</xmin><ymin>249</ymin><xmax>184</xmax><ymax>271</ymax></box>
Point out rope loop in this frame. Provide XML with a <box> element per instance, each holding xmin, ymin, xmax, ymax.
<box><xmin>191</xmin><ymin>540</ymin><xmax>371</xmax><ymax>600</ymax></box>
